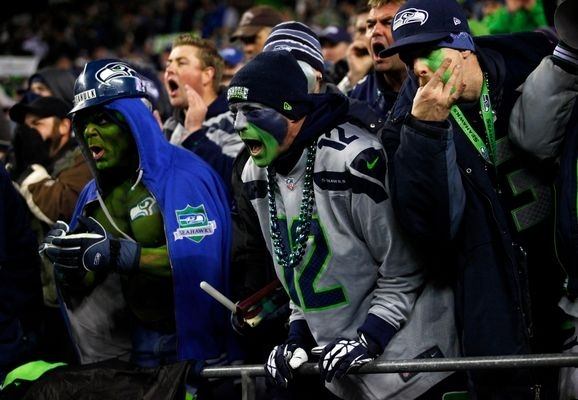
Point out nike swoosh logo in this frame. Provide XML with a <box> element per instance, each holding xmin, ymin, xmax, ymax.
<box><xmin>366</xmin><ymin>157</ymin><xmax>379</xmax><ymax>170</ymax></box>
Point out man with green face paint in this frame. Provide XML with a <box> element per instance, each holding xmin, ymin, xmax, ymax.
<box><xmin>418</xmin><ymin>48</ymin><xmax>452</xmax><ymax>84</ymax></box>
<box><xmin>232</xmin><ymin>105</ymin><xmax>290</xmax><ymax>168</ymax></box>
<box><xmin>40</xmin><ymin>60</ymin><xmax>236</xmax><ymax>387</ymax></box>
<box><xmin>228</xmin><ymin>50</ymin><xmax>460</xmax><ymax>399</ymax></box>
<box><xmin>83</xmin><ymin>112</ymin><xmax>136</xmax><ymax>171</ymax></box>
<box><xmin>379</xmin><ymin>0</ymin><xmax>559</xmax><ymax>397</ymax></box>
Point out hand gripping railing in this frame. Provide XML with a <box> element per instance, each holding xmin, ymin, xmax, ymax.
<box><xmin>201</xmin><ymin>353</ymin><xmax>578</xmax><ymax>378</ymax></box>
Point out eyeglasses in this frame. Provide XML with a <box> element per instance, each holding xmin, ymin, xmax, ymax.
<box><xmin>239</xmin><ymin>35</ymin><xmax>257</xmax><ymax>45</ymax></box>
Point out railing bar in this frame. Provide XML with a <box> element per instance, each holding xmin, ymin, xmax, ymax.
<box><xmin>201</xmin><ymin>354</ymin><xmax>578</xmax><ymax>378</ymax></box>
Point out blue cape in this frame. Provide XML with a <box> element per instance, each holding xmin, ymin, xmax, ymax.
<box><xmin>67</xmin><ymin>98</ymin><xmax>233</xmax><ymax>362</ymax></box>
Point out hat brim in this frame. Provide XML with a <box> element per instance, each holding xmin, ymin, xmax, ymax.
<box><xmin>231</xmin><ymin>25</ymin><xmax>263</xmax><ymax>41</ymax></box>
<box><xmin>8</xmin><ymin>103</ymin><xmax>46</xmax><ymax>125</ymax></box>
<box><xmin>10</xmin><ymin>100</ymin><xmax>70</xmax><ymax>124</ymax></box>
<box><xmin>379</xmin><ymin>32</ymin><xmax>451</xmax><ymax>59</ymax></box>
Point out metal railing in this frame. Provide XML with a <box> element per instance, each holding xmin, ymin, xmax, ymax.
<box><xmin>202</xmin><ymin>353</ymin><xmax>578</xmax><ymax>378</ymax></box>
<box><xmin>201</xmin><ymin>353</ymin><xmax>578</xmax><ymax>400</ymax></box>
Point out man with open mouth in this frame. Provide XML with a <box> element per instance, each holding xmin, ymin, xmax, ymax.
<box><xmin>349</xmin><ymin>0</ymin><xmax>408</xmax><ymax>119</ymax></box>
<box><xmin>163</xmin><ymin>34</ymin><xmax>244</xmax><ymax>195</ymax></box>
<box><xmin>40</xmin><ymin>59</ymin><xmax>237</xmax><ymax>397</ymax></box>
<box><xmin>228</xmin><ymin>50</ymin><xmax>460</xmax><ymax>399</ymax></box>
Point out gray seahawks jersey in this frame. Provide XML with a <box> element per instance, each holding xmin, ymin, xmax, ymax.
<box><xmin>241</xmin><ymin>122</ymin><xmax>459</xmax><ymax>399</ymax></box>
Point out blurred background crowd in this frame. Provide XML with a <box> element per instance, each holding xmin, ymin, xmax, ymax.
<box><xmin>0</xmin><ymin>0</ymin><xmax>556</xmax><ymax>108</ymax></box>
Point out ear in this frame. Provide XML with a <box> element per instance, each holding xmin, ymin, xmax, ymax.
<box><xmin>202</xmin><ymin>66</ymin><xmax>215</xmax><ymax>87</ymax></box>
<box><xmin>59</xmin><ymin>118</ymin><xmax>72</xmax><ymax>136</ymax></box>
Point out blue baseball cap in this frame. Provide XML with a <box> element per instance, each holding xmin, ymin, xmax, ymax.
<box><xmin>379</xmin><ymin>0</ymin><xmax>471</xmax><ymax>59</ymax></box>
<box><xmin>319</xmin><ymin>26</ymin><xmax>351</xmax><ymax>46</ymax></box>
<box><xmin>219</xmin><ymin>47</ymin><xmax>244</xmax><ymax>66</ymax></box>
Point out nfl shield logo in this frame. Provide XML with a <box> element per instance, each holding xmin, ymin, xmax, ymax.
<box><xmin>285</xmin><ymin>177</ymin><xmax>296</xmax><ymax>191</ymax></box>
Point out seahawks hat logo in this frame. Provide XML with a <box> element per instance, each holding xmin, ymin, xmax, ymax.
<box><xmin>96</xmin><ymin>62</ymin><xmax>139</xmax><ymax>86</ymax></box>
<box><xmin>393</xmin><ymin>8</ymin><xmax>429</xmax><ymax>31</ymax></box>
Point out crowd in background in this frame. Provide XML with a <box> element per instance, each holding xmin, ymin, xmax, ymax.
<box><xmin>0</xmin><ymin>0</ymin><xmax>553</xmax><ymax>86</ymax></box>
<box><xmin>0</xmin><ymin>0</ymin><xmax>575</xmax><ymax>399</ymax></box>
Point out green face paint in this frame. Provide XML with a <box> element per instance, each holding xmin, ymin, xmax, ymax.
<box><xmin>240</xmin><ymin>122</ymin><xmax>282</xmax><ymax>167</ymax></box>
<box><xmin>421</xmin><ymin>49</ymin><xmax>452</xmax><ymax>84</ymax></box>
<box><xmin>83</xmin><ymin>111</ymin><xmax>135</xmax><ymax>170</ymax></box>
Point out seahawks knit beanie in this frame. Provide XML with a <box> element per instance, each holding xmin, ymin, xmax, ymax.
<box><xmin>262</xmin><ymin>21</ymin><xmax>325</xmax><ymax>73</ymax></box>
<box><xmin>227</xmin><ymin>50</ymin><xmax>312</xmax><ymax>120</ymax></box>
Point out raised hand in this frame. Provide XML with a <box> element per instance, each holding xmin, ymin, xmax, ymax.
<box><xmin>184</xmin><ymin>84</ymin><xmax>208</xmax><ymax>133</ymax></box>
<box><xmin>411</xmin><ymin>57</ymin><xmax>465</xmax><ymax>122</ymax></box>
<box><xmin>346</xmin><ymin>40</ymin><xmax>373</xmax><ymax>85</ymax></box>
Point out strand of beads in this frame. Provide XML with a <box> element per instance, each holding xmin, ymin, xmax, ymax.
<box><xmin>267</xmin><ymin>142</ymin><xmax>317</xmax><ymax>269</ymax></box>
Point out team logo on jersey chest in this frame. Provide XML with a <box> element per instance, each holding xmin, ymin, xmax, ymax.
<box><xmin>173</xmin><ymin>204</ymin><xmax>216</xmax><ymax>243</ymax></box>
<box><xmin>285</xmin><ymin>177</ymin><xmax>296</xmax><ymax>191</ymax></box>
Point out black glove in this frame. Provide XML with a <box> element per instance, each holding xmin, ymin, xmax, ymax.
<box><xmin>45</xmin><ymin>216</ymin><xmax>141</xmax><ymax>274</ymax></box>
<box><xmin>319</xmin><ymin>333</ymin><xmax>377</xmax><ymax>383</ymax></box>
<box><xmin>319</xmin><ymin>314</ymin><xmax>396</xmax><ymax>383</ymax></box>
<box><xmin>265</xmin><ymin>319</ymin><xmax>314</xmax><ymax>388</ymax></box>
<box><xmin>266</xmin><ymin>343</ymin><xmax>308</xmax><ymax>388</ymax></box>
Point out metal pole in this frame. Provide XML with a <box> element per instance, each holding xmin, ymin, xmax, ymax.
<box><xmin>201</xmin><ymin>353</ymin><xmax>578</xmax><ymax>378</ymax></box>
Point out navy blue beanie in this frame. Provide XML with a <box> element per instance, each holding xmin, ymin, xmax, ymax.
<box><xmin>263</xmin><ymin>21</ymin><xmax>325</xmax><ymax>73</ymax></box>
<box><xmin>227</xmin><ymin>50</ymin><xmax>312</xmax><ymax>120</ymax></box>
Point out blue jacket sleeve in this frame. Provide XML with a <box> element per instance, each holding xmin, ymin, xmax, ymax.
<box><xmin>390</xmin><ymin>113</ymin><xmax>466</xmax><ymax>242</ymax></box>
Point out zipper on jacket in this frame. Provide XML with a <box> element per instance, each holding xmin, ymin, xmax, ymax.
<box><xmin>460</xmin><ymin>169</ymin><xmax>534</xmax><ymax>341</ymax></box>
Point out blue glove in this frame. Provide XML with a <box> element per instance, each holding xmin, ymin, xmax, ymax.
<box><xmin>319</xmin><ymin>333</ymin><xmax>377</xmax><ymax>383</ymax></box>
<box><xmin>40</xmin><ymin>220</ymin><xmax>86</xmax><ymax>287</ymax></box>
<box><xmin>265</xmin><ymin>320</ymin><xmax>313</xmax><ymax>388</ymax></box>
<box><xmin>45</xmin><ymin>216</ymin><xmax>141</xmax><ymax>274</ymax></box>
<box><xmin>38</xmin><ymin>220</ymin><xmax>70</xmax><ymax>254</ymax></box>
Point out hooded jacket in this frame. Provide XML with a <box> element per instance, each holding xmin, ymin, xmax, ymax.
<box><xmin>510</xmin><ymin>55</ymin><xmax>578</xmax><ymax>304</ymax></box>
<box><xmin>28</xmin><ymin>68</ymin><xmax>76</xmax><ymax>108</ymax></box>
<box><xmin>62</xmin><ymin>98</ymin><xmax>233</xmax><ymax>364</ymax></box>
